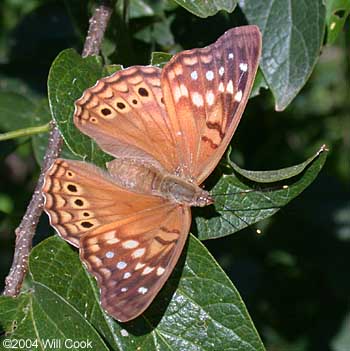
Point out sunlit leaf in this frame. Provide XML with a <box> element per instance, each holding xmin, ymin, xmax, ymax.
<box><xmin>239</xmin><ymin>0</ymin><xmax>326</xmax><ymax>110</ymax></box>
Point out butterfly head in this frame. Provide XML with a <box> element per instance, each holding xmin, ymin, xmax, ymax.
<box><xmin>193</xmin><ymin>189</ymin><xmax>214</xmax><ymax>207</ymax></box>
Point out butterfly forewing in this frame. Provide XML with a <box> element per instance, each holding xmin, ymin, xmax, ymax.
<box><xmin>74</xmin><ymin>66</ymin><xmax>179</xmax><ymax>173</ymax></box>
<box><xmin>161</xmin><ymin>25</ymin><xmax>262</xmax><ymax>182</ymax></box>
<box><xmin>80</xmin><ymin>205</ymin><xmax>191</xmax><ymax>322</ymax></box>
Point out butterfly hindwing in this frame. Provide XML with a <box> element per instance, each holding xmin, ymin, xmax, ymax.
<box><xmin>161</xmin><ymin>25</ymin><xmax>262</xmax><ymax>183</ymax></box>
<box><xmin>80</xmin><ymin>204</ymin><xmax>191</xmax><ymax>322</ymax></box>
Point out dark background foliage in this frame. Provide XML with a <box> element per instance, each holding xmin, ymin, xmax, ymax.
<box><xmin>0</xmin><ymin>1</ymin><xmax>349</xmax><ymax>350</ymax></box>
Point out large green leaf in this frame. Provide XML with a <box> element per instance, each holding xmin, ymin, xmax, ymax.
<box><xmin>0</xmin><ymin>236</ymin><xmax>265</xmax><ymax>351</ymax></box>
<box><xmin>47</xmin><ymin>49</ymin><xmax>111</xmax><ymax>168</ymax></box>
<box><xmin>195</xmin><ymin>145</ymin><xmax>328</xmax><ymax>240</ymax></box>
<box><xmin>239</xmin><ymin>0</ymin><xmax>326</xmax><ymax>110</ymax></box>
<box><xmin>173</xmin><ymin>0</ymin><xmax>237</xmax><ymax>18</ymax></box>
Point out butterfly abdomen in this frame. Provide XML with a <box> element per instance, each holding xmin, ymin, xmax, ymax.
<box><xmin>106</xmin><ymin>158</ymin><xmax>212</xmax><ymax>207</ymax></box>
<box><xmin>106</xmin><ymin>158</ymin><xmax>164</xmax><ymax>194</ymax></box>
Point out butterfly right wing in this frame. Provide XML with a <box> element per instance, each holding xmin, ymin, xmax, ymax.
<box><xmin>161</xmin><ymin>26</ymin><xmax>261</xmax><ymax>183</ymax></box>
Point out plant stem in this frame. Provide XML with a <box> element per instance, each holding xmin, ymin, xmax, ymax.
<box><xmin>0</xmin><ymin>123</ymin><xmax>50</xmax><ymax>141</ymax></box>
<box><xmin>3</xmin><ymin>0</ymin><xmax>114</xmax><ymax>297</ymax></box>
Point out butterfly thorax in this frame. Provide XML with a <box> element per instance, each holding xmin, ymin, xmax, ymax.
<box><xmin>107</xmin><ymin>158</ymin><xmax>213</xmax><ymax>207</ymax></box>
<box><xmin>158</xmin><ymin>175</ymin><xmax>213</xmax><ymax>207</ymax></box>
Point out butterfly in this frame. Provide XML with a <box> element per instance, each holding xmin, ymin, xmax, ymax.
<box><xmin>42</xmin><ymin>25</ymin><xmax>262</xmax><ymax>322</ymax></box>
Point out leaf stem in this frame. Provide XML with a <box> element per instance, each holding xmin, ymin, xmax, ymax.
<box><xmin>0</xmin><ymin>123</ymin><xmax>50</xmax><ymax>141</ymax></box>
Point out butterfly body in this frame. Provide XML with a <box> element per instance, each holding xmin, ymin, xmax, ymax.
<box><xmin>43</xmin><ymin>25</ymin><xmax>262</xmax><ymax>322</ymax></box>
<box><xmin>107</xmin><ymin>158</ymin><xmax>212</xmax><ymax>206</ymax></box>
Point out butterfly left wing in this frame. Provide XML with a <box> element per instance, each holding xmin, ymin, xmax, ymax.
<box><xmin>42</xmin><ymin>159</ymin><xmax>168</xmax><ymax>247</ymax></box>
<box><xmin>161</xmin><ymin>25</ymin><xmax>262</xmax><ymax>183</ymax></box>
<box><xmin>80</xmin><ymin>204</ymin><xmax>191</xmax><ymax>322</ymax></box>
<box><xmin>43</xmin><ymin>158</ymin><xmax>191</xmax><ymax>322</ymax></box>
<box><xmin>74</xmin><ymin>66</ymin><xmax>179</xmax><ymax>173</ymax></box>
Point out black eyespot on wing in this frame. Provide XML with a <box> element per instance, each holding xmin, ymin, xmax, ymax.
<box><xmin>138</xmin><ymin>88</ymin><xmax>149</xmax><ymax>97</ymax></box>
<box><xmin>101</xmin><ymin>108</ymin><xmax>111</xmax><ymax>116</ymax></box>
<box><xmin>67</xmin><ymin>184</ymin><xmax>77</xmax><ymax>192</ymax></box>
<box><xmin>117</xmin><ymin>102</ymin><xmax>126</xmax><ymax>109</ymax></box>
<box><xmin>81</xmin><ymin>221</ymin><xmax>93</xmax><ymax>228</ymax></box>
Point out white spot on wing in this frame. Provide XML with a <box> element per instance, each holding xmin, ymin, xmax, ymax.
<box><xmin>123</xmin><ymin>272</ymin><xmax>131</xmax><ymax>279</ymax></box>
<box><xmin>174</xmin><ymin>86</ymin><xmax>181</xmax><ymax>102</ymax></box>
<box><xmin>157</xmin><ymin>267</ymin><xmax>165</xmax><ymax>276</ymax></box>
<box><xmin>228</xmin><ymin>52</ymin><xmax>234</xmax><ymax>59</ymax></box>
<box><xmin>206</xmin><ymin>91</ymin><xmax>215</xmax><ymax>106</ymax></box>
<box><xmin>142</xmin><ymin>266</ymin><xmax>155</xmax><ymax>275</ymax></box>
<box><xmin>191</xmin><ymin>71</ymin><xmax>198</xmax><ymax>80</ymax></box>
<box><xmin>105</xmin><ymin>251</ymin><xmax>114</xmax><ymax>259</ymax></box>
<box><xmin>206</xmin><ymin>70</ymin><xmax>214</xmax><ymax>81</ymax></box>
<box><xmin>106</xmin><ymin>238</ymin><xmax>120</xmax><ymax>245</ymax></box>
<box><xmin>116</xmin><ymin>261</ymin><xmax>127</xmax><ymax>269</ymax></box>
<box><xmin>138</xmin><ymin>286</ymin><xmax>148</xmax><ymax>294</ymax></box>
<box><xmin>121</xmin><ymin>287</ymin><xmax>128</xmax><ymax>292</ymax></box>
<box><xmin>122</xmin><ymin>240</ymin><xmax>139</xmax><ymax>249</ymax></box>
<box><xmin>135</xmin><ymin>262</ymin><xmax>146</xmax><ymax>270</ymax></box>
<box><xmin>132</xmin><ymin>248</ymin><xmax>145</xmax><ymax>258</ymax></box>
<box><xmin>218</xmin><ymin>82</ymin><xmax>225</xmax><ymax>92</ymax></box>
<box><xmin>192</xmin><ymin>92</ymin><xmax>204</xmax><ymax>107</ymax></box>
<box><xmin>219</xmin><ymin>66</ymin><xmax>224</xmax><ymax>76</ymax></box>
<box><xmin>239</xmin><ymin>63</ymin><xmax>248</xmax><ymax>72</ymax></box>
<box><xmin>234</xmin><ymin>90</ymin><xmax>243</xmax><ymax>102</ymax></box>
<box><xmin>226</xmin><ymin>80</ymin><xmax>234</xmax><ymax>94</ymax></box>
<box><xmin>180</xmin><ymin>84</ymin><xmax>189</xmax><ymax>97</ymax></box>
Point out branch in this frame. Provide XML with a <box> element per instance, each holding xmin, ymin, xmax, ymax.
<box><xmin>3</xmin><ymin>1</ymin><xmax>114</xmax><ymax>297</ymax></box>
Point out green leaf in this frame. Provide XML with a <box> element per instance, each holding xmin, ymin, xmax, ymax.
<box><xmin>47</xmin><ymin>48</ymin><xmax>111</xmax><ymax>168</ymax></box>
<box><xmin>31</xmin><ymin>99</ymin><xmax>79</xmax><ymax>166</ymax></box>
<box><xmin>325</xmin><ymin>0</ymin><xmax>350</xmax><ymax>44</ymax></box>
<box><xmin>135</xmin><ymin>16</ymin><xmax>175</xmax><ymax>47</ymax></box>
<box><xmin>173</xmin><ymin>0</ymin><xmax>237</xmax><ymax>18</ymax></box>
<box><xmin>0</xmin><ymin>92</ymin><xmax>36</xmax><ymax>131</ymax></box>
<box><xmin>195</xmin><ymin>145</ymin><xmax>328</xmax><ymax>240</ymax></box>
<box><xmin>0</xmin><ymin>236</ymin><xmax>265</xmax><ymax>350</ymax></box>
<box><xmin>240</xmin><ymin>0</ymin><xmax>326</xmax><ymax>110</ymax></box>
<box><xmin>121</xmin><ymin>0</ymin><xmax>155</xmax><ymax>18</ymax></box>
<box><xmin>150</xmin><ymin>51</ymin><xmax>173</xmax><ymax>67</ymax></box>
<box><xmin>229</xmin><ymin>145</ymin><xmax>328</xmax><ymax>182</ymax></box>
<box><xmin>102</xmin><ymin>64</ymin><xmax>123</xmax><ymax>76</ymax></box>
<box><xmin>0</xmin><ymin>292</ymin><xmax>109</xmax><ymax>350</ymax></box>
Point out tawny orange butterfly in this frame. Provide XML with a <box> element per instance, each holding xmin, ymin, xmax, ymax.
<box><xmin>42</xmin><ymin>25</ymin><xmax>262</xmax><ymax>322</ymax></box>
